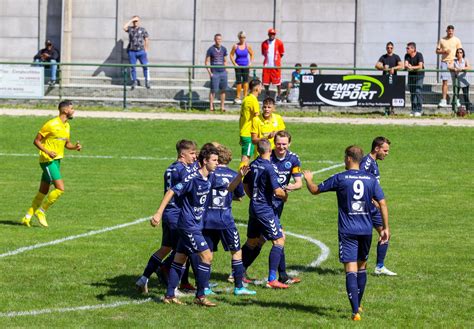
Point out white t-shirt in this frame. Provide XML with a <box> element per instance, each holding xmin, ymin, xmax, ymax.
<box><xmin>266</xmin><ymin>40</ymin><xmax>275</xmax><ymax>67</ymax></box>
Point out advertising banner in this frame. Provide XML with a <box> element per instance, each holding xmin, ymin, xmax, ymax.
<box><xmin>0</xmin><ymin>65</ymin><xmax>44</xmax><ymax>99</ymax></box>
<box><xmin>300</xmin><ymin>74</ymin><xmax>405</xmax><ymax>107</ymax></box>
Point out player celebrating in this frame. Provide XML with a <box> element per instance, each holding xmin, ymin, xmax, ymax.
<box><xmin>136</xmin><ymin>140</ymin><xmax>199</xmax><ymax>293</ymax></box>
<box><xmin>303</xmin><ymin>145</ymin><xmax>390</xmax><ymax>321</ymax></box>
<box><xmin>241</xmin><ymin>139</ymin><xmax>289</xmax><ymax>289</ymax></box>
<box><xmin>151</xmin><ymin>144</ymin><xmax>226</xmax><ymax>306</ymax></box>
<box><xmin>20</xmin><ymin>100</ymin><xmax>82</xmax><ymax>227</ymax></box>
<box><xmin>250</xmin><ymin>97</ymin><xmax>285</xmax><ymax>151</ymax></box>
<box><xmin>360</xmin><ymin>136</ymin><xmax>396</xmax><ymax>276</ymax></box>
<box><xmin>203</xmin><ymin>143</ymin><xmax>257</xmax><ymax>296</ymax></box>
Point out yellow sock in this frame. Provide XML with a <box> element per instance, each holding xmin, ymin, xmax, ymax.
<box><xmin>41</xmin><ymin>189</ymin><xmax>64</xmax><ymax>211</ymax></box>
<box><xmin>26</xmin><ymin>192</ymin><xmax>47</xmax><ymax>217</ymax></box>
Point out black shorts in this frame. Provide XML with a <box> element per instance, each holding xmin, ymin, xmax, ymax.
<box><xmin>235</xmin><ymin>68</ymin><xmax>249</xmax><ymax>84</ymax></box>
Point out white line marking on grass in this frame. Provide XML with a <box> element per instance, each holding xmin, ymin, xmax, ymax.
<box><xmin>312</xmin><ymin>163</ymin><xmax>344</xmax><ymax>174</ymax></box>
<box><xmin>0</xmin><ymin>217</ymin><xmax>150</xmax><ymax>259</ymax></box>
<box><xmin>0</xmin><ymin>298</ymin><xmax>153</xmax><ymax>318</ymax></box>
<box><xmin>0</xmin><ymin>152</ymin><xmax>174</xmax><ymax>161</ymax></box>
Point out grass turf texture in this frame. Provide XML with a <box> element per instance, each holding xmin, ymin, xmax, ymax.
<box><xmin>0</xmin><ymin>115</ymin><xmax>472</xmax><ymax>327</ymax></box>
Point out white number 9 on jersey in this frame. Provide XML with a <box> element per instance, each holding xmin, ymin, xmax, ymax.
<box><xmin>353</xmin><ymin>180</ymin><xmax>364</xmax><ymax>200</ymax></box>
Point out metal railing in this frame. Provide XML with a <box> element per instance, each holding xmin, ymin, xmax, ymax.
<box><xmin>0</xmin><ymin>61</ymin><xmax>472</xmax><ymax>114</ymax></box>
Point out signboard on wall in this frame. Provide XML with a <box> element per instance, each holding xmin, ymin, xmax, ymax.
<box><xmin>0</xmin><ymin>65</ymin><xmax>44</xmax><ymax>99</ymax></box>
<box><xmin>300</xmin><ymin>74</ymin><xmax>405</xmax><ymax>107</ymax></box>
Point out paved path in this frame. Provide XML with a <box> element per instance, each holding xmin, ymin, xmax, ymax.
<box><xmin>0</xmin><ymin>108</ymin><xmax>472</xmax><ymax>127</ymax></box>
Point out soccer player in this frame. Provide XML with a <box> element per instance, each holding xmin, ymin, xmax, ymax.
<box><xmin>303</xmin><ymin>145</ymin><xmax>390</xmax><ymax>321</ymax></box>
<box><xmin>360</xmin><ymin>137</ymin><xmax>396</xmax><ymax>276</ymax></box>
<box><xmin>21</xmin><ymin>100</ymin><xmax>82</xmax><ymax>227</ymax></box>
<box><xmin>203</xmin><ymin>143</ymin><xmax>256</xmax><ymax>295</ymax></box>
<box><xmin>239</xmin><ymin>79</ymin><xmax>263</xmax><ymax>166</ymax></box>
<box><xmin>241</xmin><ymin>139</ymin><xmax>289</xmax><ymax>289</ymax></box>
<box><xmin>136</xmin><ymin>140</ymin><xmax>199</xmax><ymax>293</ymax></box>
<box><xmin>241</xmin><ymin>131</ymin><xmax>302</xmax><ymax>285</ymax></box>
<box><xmin>250</xmin><ymin>97</ymin><xmax>285</xmax><ymax>151</ymax></box>
<box><xmin>150</xmin><ymin>144</ymin><xmax>226</xmax><ymax>306</ymax></box>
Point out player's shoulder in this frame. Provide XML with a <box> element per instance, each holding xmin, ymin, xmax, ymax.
<box><xmin>287</xmin><ymin>150</ymin><xmax>301</xmax><ymax>162</ymax></box>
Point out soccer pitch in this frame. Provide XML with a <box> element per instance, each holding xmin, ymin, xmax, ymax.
<box><xmin>0</xmin><ymin>114</ymin><xmax>472</xmax><ymax>327</ymax></box>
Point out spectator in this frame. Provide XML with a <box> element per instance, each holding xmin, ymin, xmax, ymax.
<box><xmin>251</xmin><ymin>97</ymin><xmax>285</xmax><ymax>151</ymax></box>
<box><xmin>436</xmin><ymin>25</ymin><xmax>463</xmax><ymax>107</ymax></box>
<box><xmin>449</xmin><ymin>48</ymin><xmax>472</xmax><ymax>113</ymax></box>
<box><xmin>309</xmin><ymin>63</ymin><xmax>319</xmax><ymax>75</ymax></box>
<box><xmin>34</xmin><ymin>40</ymin><xmax>60</xmax><ymax>86</ymax></box>
<box><xmin>286</xmin><ymin>63</ymin><xmax>302</xmax><ymax>103</ymax></box>
<box><xmin>375</xmin><ymin>42</ymin><xmax>404</xmax><ymax>114</ymax></box>
<box><xmin>205</xmin><ymin>34</ymin><xmax>228</xmax><ymax>112</ymax></box>
<box><xmin>230</xmin><ymin>31</ymin><xmax>254</xmax><ymax>105</ymax></box>
<box><xmin>123</xmin><ymin>15</ymin><xmax>150</xmax><ymax>90</ymax></box>
<box><xmin>261</xmin><ymin>28</ymin><xmax>285</xmax><ymax>103</ymax></box>
<box><xmin>404</xmin><ymin>42</ymin><xmax>425</xmax><ymax>117</ymax></box>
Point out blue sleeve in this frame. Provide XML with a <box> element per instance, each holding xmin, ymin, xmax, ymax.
<box><xmin>267</xmin><ymin>165</ymin><xmax>281</xmax><ymax>191</ymax></box>
<box><xmin>223</xmin><ymin>47</ymin><xmax>228</xmax><ymax>56</ymax></box>
<box><xmin>395</xmin><ymin>54</ymin><xmax>401</xmax><ymax>63</ymax></box>
<box><xmin>172</xmin><ymin>179</ymin><xmax>192</xmax><ymax>197</ymax></box>
<box><xmin>317</xmin><ymin>174</ymin><xmax>338</xmax><ymax>193</ymax></box>
<box><xmin>373</xmin><ymin>180</ymin><xmax>385</xmax><ymax>201</ymax></box>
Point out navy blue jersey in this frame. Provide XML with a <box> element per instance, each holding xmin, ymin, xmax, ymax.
<box><xmin>205</xmin><ymin>166</ymin><xmax>245</xmax><ymax>230</ymax></box>
<box><xmin>360</xmin><ymin>154</ymin><xmax>380</xmax><ymax>182</ymax></box>
<box><xmin>271</xmin><ymin>150</ymin><xmax>302</xmax><ymax>212</ymax></box>
<box><xmin>243</xmin><ymin>157</ymin><xmax>282</xmax><ymax>213</ymax></box>
<box><xmin>172</xmin><ymin>171</ymin><xmax>226</xmax><ymax>231</ymax></box>
<box><xmin>318</xmin><ymin>169</ymin><xmax>385</xmax><ymax>235</ymax></box>
<box><xmin>162</xmin><ymin>161</ymin><xmax>197</xmax><ymax>226</ymax></box>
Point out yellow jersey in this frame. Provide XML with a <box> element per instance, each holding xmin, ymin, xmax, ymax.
<box><xmin>251</xmin><ymin>113</ymin><xmax>286</xmax><ymax>149</ymax></box>
<box><xmin>38</xmin><ymin>117</ymin><xmax>70</xmax><ymax>163</ymax></box>
<box><xmin>239</xmin><ymin>94</ymin><xmax>260</xmax><ymax>137</ymax></box>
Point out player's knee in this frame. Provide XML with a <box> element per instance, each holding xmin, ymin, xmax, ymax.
<box><xmin>174</xmin><ymin>253</ymin><xmax>187</xmax><ymax>264</ymax></box>
<box><xmin>199</xmin><ymin>250</ymin><xmax>213</xmax><ymax>264</ymax></box>
<box><xmin>245</xmin><ymin>238</ymin><xmax>260</xmax><ymax>249</ymax></box>
<box><xmin>273</xmin><ymin>237</ymin><xmax>285</xmax><ymax>246</ymax></box>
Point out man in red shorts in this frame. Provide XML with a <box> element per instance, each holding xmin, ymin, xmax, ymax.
<box><xmin>261</xmin><ymin>28</ymin><xmax>285</xmax><ymax>103</ymax></box>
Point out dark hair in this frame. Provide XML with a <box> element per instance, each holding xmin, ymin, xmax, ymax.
<box><xmin>263</xmin><ymin>97</ymin><xmax>275</xmax><ymax>106</ymax></box>
<box><xmin>371</xmin><ymin>136</ymin><xmax>391</xmax><ymax>152</ymax></box>
<box><xmin>58</xmin><ymin>100</ymin><xmax>73</xmax><ymax>112</ymax></box>
<box><xmin>274</xmin><ymin>130</ymin><xmax>291</xmax><ymax>143</ymax></box>
<box><xmin>295</xmin><ymin>63</ymin><xmax>302</xmax><ymax>67</ymax></box>
<box><xmin>198</xmin><ymin>143</ymin><xmax>219</xmax><ymax>165</ymax></box>
<box><xmin>214</xmin><ymin>33</ymin><xmax>222</xmax><ymax>39</ymax></box>
<box><xmin>386</xmin><ymin>41</ymin><xmax>394</xmax><ymax>48</ymax></box>
<box><xmin>176</xmin><ymin>139</ymin><xmax>197</xmax><ymax>154</ymax></box>
<box><xmin>345</xmin><ymin>145</ymin><xmax>364</xmax><ymax>163</ymax></box>
<box><xmin>310</xmin><ymin>63</ymin><xmax>318</xmax><ymax>68</ymax></box>
<box><xmin>257</xmin><ymin>139</ymin><xmax>271</xmax><ymax>155</ymax></box>
<box><xmin>447</xmin><ymin>25</ymin><xmax>454</xmax><ymax>30</ymax></box>
<box><xmin>407</xmin><ymin>42</ymin><xmax>416</xmax><ymax>50</ymax></box>
<box><xmin>249</xmin><ymin>79</ymin><xmax>261</xmax><ymax>91</ymax></box>
<box><xmin>456</xmin><ymin>48</ymin><xmax>466</xmax><ymax>58</ymax></box>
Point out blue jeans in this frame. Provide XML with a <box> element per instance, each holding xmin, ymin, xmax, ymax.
<box><xmin>35</xmin><ymin>59</ymin><xmax>57</xmax><ymax>81</ymax></box>
<box><xmin>128</xmin><ymin>49</ymin><xmax>149</xmax><ymax>82</ymax></box>
<box><xmin>408</xmin><ymin>75</ymin><xmax>423</xmax><ymax>113</ymax></box>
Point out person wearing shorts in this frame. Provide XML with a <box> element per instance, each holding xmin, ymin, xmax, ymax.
<box><xmin>230</xmin><ymin>31</ymin><xmax>254</xmax><ymax>104</ymax></box>
<box><xmin>206</xmin><ymin>33</ymin><xmax>228</xmax><ymax>112</ymax></box>
<box><xmin>261</xmin><ymin>28</ymin><xmax>285</xmax><ymax>102</ymax></box>
<box><xmin>239</xmin><ymin>79</ymin><xmax>262</xmax><ymax>166</ymax></box>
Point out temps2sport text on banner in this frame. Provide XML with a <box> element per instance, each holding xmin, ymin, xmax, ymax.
<box><xmin>300</xmin><ymin>74</ymin><xmax>405</xmax><ymax>107</ymax></box>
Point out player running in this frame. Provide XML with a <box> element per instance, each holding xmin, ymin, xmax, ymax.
<box><xmin>203</xmin><ymin>143</ymin><xmax>257</xmax><ymax>296</ymax></box>
<box><xmin>240</xmin><ymin>139</ymin><xmax>289</xmax><ymax>289</ymax></box>
<box><xmin>360</xmin><ymin>136</ymin><xmax>397</xmax><ymax>276</ymax></box>
<box><xmin>136</xmin><ymin>140</ymin><xmax>200</xmax><ymax>294</ymax></box>
<box><xmin>20</xmin><ymin>100</ymin><xmax>82</xmax><ymax>227</ymax></box>
<box><xmin>303</xmin><ymin>145</ymin><xmax>390</xmax><ymax>321</ymax></box>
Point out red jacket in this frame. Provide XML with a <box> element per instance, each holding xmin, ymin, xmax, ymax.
<box><xmin>261</xmin><ymin>38</ymin><xmax>284</xmax><ymax>67</ymax></box>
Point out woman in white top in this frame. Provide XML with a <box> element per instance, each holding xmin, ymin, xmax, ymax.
<box><xmin>449</xmin><ymin>48</ymin><xmax>471</xmax><ymax>113</ymax></box>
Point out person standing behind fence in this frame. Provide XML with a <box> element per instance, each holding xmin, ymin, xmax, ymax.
<box><xmin>261</xmin><ymin>28</ymin><xmax>285</xmax><ymax>103</ymax></box>
<box><xmin>230</xmin><ymin>31</ymin><xmax>254</xmax><ymax>105</ymax></box>
<box><xmin>34</xmin><ymin>40</ymin><xmax>60</xmax><ymax>86</ymax></box>
<box><xmin>436</xmin><ymin>25</ymin><xmax>462</xmax><ymax>107</ymax></box>
<box><xmin>449</xmin><ymin>48</ymin><xmax>472</xmax><ymax>114</ymax></box>
<box><xmin>123</xmin><ymin>15</ymin><xmax>150</xmax><ymax>90</ymax></box>
<box><xmin>375</xmin><ymin>42</ymin><xmax>403</xmax><ymax>114</ymax></box>
<box><xmin>206</xmin><ymin>34</ymin><xmax>228</xmax><ymax>112</ymax></box>
<box><xmin>404</xmin><ymin>42</ymin><xmax>424</xmax><ymax>117</ymax></box>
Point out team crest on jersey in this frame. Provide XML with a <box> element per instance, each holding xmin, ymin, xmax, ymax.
<box><xmin>284</xmin><ymin>161</ymin><xmax>292</xmax><ymax>169</ymax></box>
<box><xmin>175</xmin><ymin>183</ymin><xmax>183</xmax><ymax>190</ymax></box>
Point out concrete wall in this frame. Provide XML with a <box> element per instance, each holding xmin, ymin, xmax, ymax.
<box><xmin>0</xmin><ymin>0</ymin><xmax>472</xmax><ymax>77</ymax></box>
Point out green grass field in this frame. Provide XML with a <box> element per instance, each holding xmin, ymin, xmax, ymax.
<box><xmin>0</xmin><ymin>115</ymin><xmax>472</xmax><ymax>327</ymax></box>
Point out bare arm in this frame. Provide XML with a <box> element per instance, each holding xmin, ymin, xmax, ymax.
<box><xmin>230</xmin><ymin>45</ymin><xmax>237</xmax><ymax>66</ymax></box>
<box><xmin>122</xmin><ymin>18</ymin><xmax>134</xmax><ymax>32</ymax></box>
<box><xmin>303</xmin><ymin>170</ymin><xmax>320</xmax><ymax>195</ymax></box>
<box><xmin>286</xmin><ymin>176</ymin><xmax>302</xmax><ymax>191</ymax></box>
<box><xmin>393</xmin><ymin>60</ymin><xmax>404</xmax><ymax>72</ymax></box>
<box><xmin>378</xmin><ymin>198</ymin><xmax>390</xmax><ymax>244</ymax></box>
<box><xmin>274</xmin><ymin>187</ymin><xmax>288</xmax><ymax>202</ymax></box>
<box><xmin>228</xmin><ymin>166</ymin><xmax>249</xmax><ymax>192</ymax></box>
<box><xmin>144</xmin><ymin>37</ymin><xmax>149</xmax><ymax>52</ymax></box>
<box><xmin>65</xmin><ymin>139</ymin><xmax>82</xmax><ymax>151</ymax></box>
<box><xmin>33</xmin><ymin>133</ymin><xmax>56</xmax><ymax>159</ymax></box>
<box><xmin>205</xmin><ymin>56</ymin><xmax>212</xmax><ymax>76</ymax></box>
<box><xmin>375</xmin><ymin>61</ymin><xmax>384</xmax><ymax>70</ymax></box>
<box><xmin>150</xmin><ymin>189</ymin><xmax>175</xmax><ymax>227</ymax></box>
<box><xmin>248</xmin><ymin>44</ymin><xmax>254</xmax><ymax>66</ymax></box>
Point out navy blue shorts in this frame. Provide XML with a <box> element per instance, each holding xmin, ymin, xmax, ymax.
<box><xmin>247</xmin><ymin>208</ymin><xmax>283</xmax><ymax>241</ymax></box>
<box><xmin>210</xmin><ymin>71</ymin><xmax>228</xmax><ymax>92</ymax></box>
<box><xmin>161</xmin><ymin>221</ymin><xmax>180</xmax><ymax>249</ymax></box>
<box><xmin>203</xmin><ymin>227</ymin><xmax>241</xmax><ymax>252</ymax></box>
<box><xmin>176</xmin><ymin>229</ymin><xmax>210</xmax><ymax>255</ymax></box>
<box><xmin>338</xmin><ymin>233</ymin><xmax>372</xmax><ymax>263</ymax></box>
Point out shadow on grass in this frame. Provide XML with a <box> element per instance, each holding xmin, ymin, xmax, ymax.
<box><xmin>91</xmin><ymin>274</ymin><xmax>164</xmax><ymax>301</ymax></box>
<box><xmin>287</xmin><ymin>265</ymin><xmax>344</xmax><ymax>276</ymax></box>
<box><xmin>0</xmin><ymin>220</ymin><xmax>24</xmax><ymax>226</ymax></box>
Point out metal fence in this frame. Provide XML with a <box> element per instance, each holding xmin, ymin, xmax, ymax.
<box><xmin>0</xmin><ymin>61</ymin><xmax>472</xmax><ymax>114</ymax></box>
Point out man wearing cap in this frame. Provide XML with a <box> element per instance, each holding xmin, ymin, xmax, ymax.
<box><xmin>261</xmin><ymin>28</ymin><xmax>285</xmax><ymax>103</ymax></box>
<box><xmin>33</xmin><ymin>40</ymin><xmax>60</xmax><ymax>86</ymax></box>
